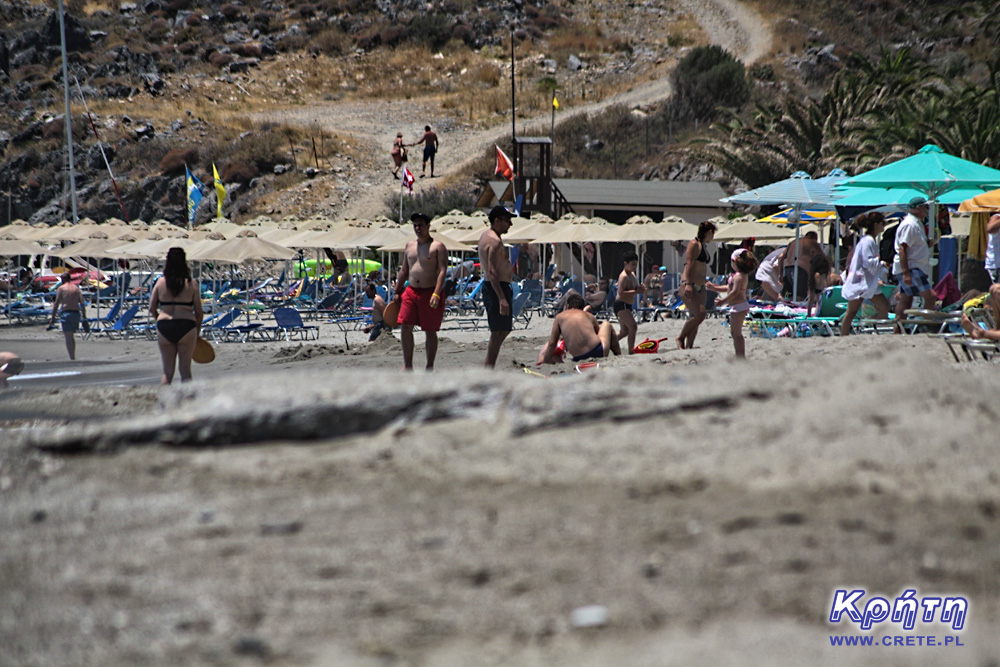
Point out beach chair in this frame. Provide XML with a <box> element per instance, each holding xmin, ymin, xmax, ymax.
<box><xmin>454</xmin><ymin>279</ymin><xmax>485</xmax><ymax>315</ymax></box>
<box><xmin>90</xmin><ymin>304</ymin><xmax>141</xmax><ymax>339</ymax></box>
<box><xmin>202</xmin><ymin>308</ymin><xmax>259</xmax><ymax>343</ymax></box>
<box><xmin>272</xmin><ymin>306</ymin><xmax>320</xmax><ymax>341</ymax></box>
<box><xmin>511</xmin><ymin>290</ymin><xmax>532</xmax><ymax>329</ymax></box>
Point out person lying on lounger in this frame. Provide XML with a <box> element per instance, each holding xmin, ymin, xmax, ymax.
<box><xmin>961</xmin><ymin>284</ymin><xmax>1000</xmax><ymax>342</ymax></box>
<box><xmin>537</xmin><ymin>293</ymin><xmax>621</xmax><ymax>364</ymax></box>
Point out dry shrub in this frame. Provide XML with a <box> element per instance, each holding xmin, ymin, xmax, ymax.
<box><xmin>209</xmin><ymin>51</ymin><xmax>233</xmax><ymax>69</ymax></box>
<box><xmin>184</xmin><ymin>12</ymin><xmax>202</xmax><ymax>27</ymax></box>
<box><xmin>548</xmin><ymin>26</ymin><xmax>606</xmax><ymax>55</ymax></box>
<box><xmin>473</xmin><ymin>64</ymin><xmax>501</xmax><ymax>86</ymax></box>
<box><xmin>146</xmin><ymin>17</ymin><xmax>170</xmax><ymax>41</ymax></box>
<box><xmin>252</xmin><ymin>11</ymin><xmax>276</xmax><ymax>34</ymax></box>
<box><xmin>176</xmin><ymin>41</ymin><xmax>199</xmax><ymax>56</ymax></box>
<box><xmin>234</xmin><ymin>43</ymin><xmax>263</xmax><ymax>58</ymax></box>
<box><xmin>158</xmin><ymin>147</ymin><xmax>200</xmax><ymax>175</ymax></box>
<box><xmin>532</xmin><ymin>15</ymin><xmax>561</xmax><ymax>31</ymax></box>
<box><xmin>220</xmin><ymin>160</ymin><xmax>259</xmax><ymax>184</ymax></box>
<box><xmin>451</xmin><ymin>23</ymin><xmax>474</xmax><ymax>45</ymax></box>
<box><xmin>227</xmin><ymin>127</ymin><xmax>288</xmax><ymax>173</ymax></box>
<box><xmin>220</xmin><ymin>4</ymin><xmax>241</xmax><ymax>20</ymax></box>
<box><xmin>298</xmin><ymin>4</ymin><xmax>317</xmax><ymax>18</ymax></box>
<box><xmin>312</xmin><ymin>27</ymin><xmax>351</xmax><ymax>55</ymax></box>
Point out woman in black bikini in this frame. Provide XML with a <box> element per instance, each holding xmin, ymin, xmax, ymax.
<box><xmin>614</xmin><ymin>250</ymin><xmax>645</xmax><ymax>354</ymax></box>
<box><xmin>676</xmin><ymin>220</ymin><xmax>717</xmax><ymax>350</ymax></box>
<box><xmin>149</xmin><ymin>247</ymin><xmax>204</xmax><ymax>384</ymax></box>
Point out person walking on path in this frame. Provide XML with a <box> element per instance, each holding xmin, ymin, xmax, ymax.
<box><xmin>892</xmin><ymin>196</ymin><xmax>938</xmax><ymax>326</ymax></box>
<box><xmin>676</xmin><ymin>221</ymin><xmax>717</xmax><ymax>350</ymax></box>
<box><xmin>478</xmin><ymin>205</ymin><xmax>514</xmax><ymax>368</ymax></box>
<box><xmin>149</xmin><ymin>247</ymin><xmax>204</xmax><ymax>384</ymax></box>
<box><xmin>614</xmin><ymin>250</ymin><xmax>644</xmax><ymax>354</ymax></box>
<box><xmin>412</xmin><ymin>125</ymin><xmax>439</xmax><ymax>178</ymax></box>
<box><xmin>394</xmin><ymin>212</ymin><xmax>448</xmax><ymax>370</ymax></box>
<box><xmin>840</xmin><ymin>212</ymin><xmax>891</xmax><ymax>336</ymax></box>
<box><xmin>390</xmin><ymin>132</ymin><xmax>406</xmax><ymax>179</ymax></box>
<box><xmin>49</xmin><ymin>271</ymin><xmax>88</xmax><ymax>360</ymax></box>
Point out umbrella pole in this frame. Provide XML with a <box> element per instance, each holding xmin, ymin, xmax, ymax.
<box><xmin>792</xmin><ymin>204</ymin><xmax>802</xmax><ymax>305</ymax></box>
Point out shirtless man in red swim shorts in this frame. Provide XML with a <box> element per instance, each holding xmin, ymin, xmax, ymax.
<box><xmin>394</xmin><ymin>212</ymin><xmax>448</xmax><ymax>370</ymax></box>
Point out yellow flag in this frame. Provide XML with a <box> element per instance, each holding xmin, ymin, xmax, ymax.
<box><xmin>553</xmin><ymin>96</ymin><xmax>560</xmax><ymax>110</ymax></box>
<box><xmin>213</xmin><ymin>163</ymin><xmax>226</xmax><ymax>219</ymax></box>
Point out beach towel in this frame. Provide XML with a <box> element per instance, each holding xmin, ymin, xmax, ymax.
<box><xmin>932</xmin><ymin>271</ymin><xmax>962</xmax><ymax>308</ymax></box>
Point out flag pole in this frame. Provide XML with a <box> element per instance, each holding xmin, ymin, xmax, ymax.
<box><xmin>551</xmin><ymin>91</ymin><xmax>556</xmax><ymax>139</ymax></box>
<box><xmin>510</xmin><ymin>27</ymin><xmax>517</xmax><ymax>210</ymax></box>
<box><xmin>57</xmin><ymin>0</ymin><xmax>78</xmax><ymax>224</ymax></box>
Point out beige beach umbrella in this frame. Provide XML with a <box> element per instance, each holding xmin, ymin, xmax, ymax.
<box><xmin>186</xmin><ymin>236</ymin><xmax>297</xmax><ymax>263</ymax></box>
<box><xmin>713</xmin><ymin>221</ymin><xmax>797</xmax><ymax>241</ymax></box>
<box><xmin>347</xmin><ymin>226</ymin><xmax>411</xmax><ymax>248</ymax></box>
<box><xmin>613</xmin><ymin>218</ymin><xmax>697</xmax><ymax>242</ymax></box>
<box><xmin>377</xmin><ymin>230</ymin><xmax>474</xmax><ymax>253</ymax></box>
<box><xmin>244</xmin><ymin>215</ymin><xmax>277</xmax><ymax>228</ymax></box>
<box><xmin>0</xmin><ymin>239</ymin><xmax>48</xmax><ymax>256</ymax></box>
<box><xmin>50</xmin><ymin>238</ymin><xmax>147</xmax><ymax>260</ymax></box>
<box><xmin>531</xmin><ymin>221</ymin><xmax>622</xmax><ymax>244</ymax></box>
<box><xmin>289</xmin><ymin>229</ymin><xmax>365</xmax><ymax>250</ymax></box>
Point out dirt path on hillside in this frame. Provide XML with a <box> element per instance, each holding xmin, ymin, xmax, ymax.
<box><xmin>262</xmin><ymin>0</ymin><xmax>772</xmax><ymax>222</ymax></box>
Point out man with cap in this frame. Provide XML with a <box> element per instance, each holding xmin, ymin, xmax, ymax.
<box><xmin>49</xmin><ymin>270</ymin><xmax>88</xmax><ymax>360</ymax></box>
<box><xmin>394</xmin><ymin>212</ymin><xmax>448</xmax><ymax>370</ymax></box>
<box><xmin>892</xmin><ymin>196</ymin><xmax>937</xmax><ymax>324</ymax></box>
<box><xmin>478</xmin><ymin>205</ymin><xmax>514</xmax><ymax>367</ymax></box>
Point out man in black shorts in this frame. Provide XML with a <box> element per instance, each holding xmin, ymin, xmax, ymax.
<box><xmin>477</xmin><ymin>205</ymin><xmax>514</xmax><ymax>368</ymax></box>
<box><xmin>414</xmin><ymin>125</ymin><xmax>439</xmax><ymax>178</ymax></box>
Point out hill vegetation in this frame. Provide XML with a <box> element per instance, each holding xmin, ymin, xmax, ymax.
<box><xmin>0</xmin><ymin>0</ymin><xmax>998</xmax><ymax>226</ymax></box>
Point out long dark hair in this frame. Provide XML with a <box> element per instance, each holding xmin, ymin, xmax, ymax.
<box><xmin>164</xmin><ymin>247</ymin><xmax>190</xmax><ymax>296</ymax></box>
<box><xmin>696</xmin><ymin>220</ymin><xmax>717</xmax><ymax>242</ymax></box>
<box><xmin>850</xmin><ymin>212</ymin><xmax>885</xmax><ymax>236</ymax></box>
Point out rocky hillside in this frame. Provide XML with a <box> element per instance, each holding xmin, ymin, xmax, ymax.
<box><xmin>0</xmin><ymin>0</ymin><xmax>995</xmax><ymax>227</ymax></box>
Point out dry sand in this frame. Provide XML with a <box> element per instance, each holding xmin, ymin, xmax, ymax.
<box><xmin>1</xmin><ymin>312</ymin><xmax>999</xmax><ymax>666</ymax></box>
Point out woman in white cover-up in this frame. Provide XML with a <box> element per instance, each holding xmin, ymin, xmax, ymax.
<box><xmin>840</xmin><ymin>212</ymin><xmax>890</xmax><ymax>336</ymax></box>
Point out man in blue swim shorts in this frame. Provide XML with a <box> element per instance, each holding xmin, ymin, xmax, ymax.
<box><xmin>49</xmin><ymin>271</ymin><xmax>88</xmax><ymax>360</ymax></box>
<box><xmin>537</xmin><ymin>293</ymin><xmax>621</xmax><ymax>364</ymax></box>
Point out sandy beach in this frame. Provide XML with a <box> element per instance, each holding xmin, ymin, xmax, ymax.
<box><xmin>1</xmin><ymin>312</ymin><xmax>999</xmax><ymax>666</ymax></box>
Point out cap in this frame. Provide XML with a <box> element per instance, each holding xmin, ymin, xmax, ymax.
<box><xmin>410</xmin><ymin>212</ymin><xmax>431</xmax><ymax>224</ymax></box>
<box><xmin>909</xmin><ymin>196</ymin><xmax>928</xmax><ymax>208</ymax></box>
<box><xmin>658</xmin><ymin>265</ymin><xmax>667</xmax><ymax>271</ymax></box>
<box><xmin>488</xmin><ymin>205</ymin><xmax>512</xmax><ymax>223</ymax></box>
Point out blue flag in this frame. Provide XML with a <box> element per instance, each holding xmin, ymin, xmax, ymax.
<box><xmin>186</xmin><ymin>166</ymin><xmax>204</xmax><ymax>225</ymax></box>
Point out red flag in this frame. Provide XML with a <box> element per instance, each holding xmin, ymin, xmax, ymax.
<box><xmin>402</xmin><ymin>165</ymin><xmax>415</xmax><ymax>193</ymax></box>
<box><xmin>495</xmin><ymin>145</ymin><xmax>514</xmax><ymax>181</ymax></box>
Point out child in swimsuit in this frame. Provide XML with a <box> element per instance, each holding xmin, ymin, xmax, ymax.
<box><xmin>715</xmin><ymin>248</ymin><xmax>758</xmax><ymax>359</ymax></box>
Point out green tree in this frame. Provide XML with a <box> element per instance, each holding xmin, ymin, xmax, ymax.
<box><xmin>671</xmin><ymin>45</ymin><xmax>750</xmax><ymax>122</ymax></box>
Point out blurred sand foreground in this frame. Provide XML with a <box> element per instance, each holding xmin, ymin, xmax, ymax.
<box><xmin>1</xmin><ymin>315</ymin><xmax>998</xmax><ymax>666</ymax></box>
